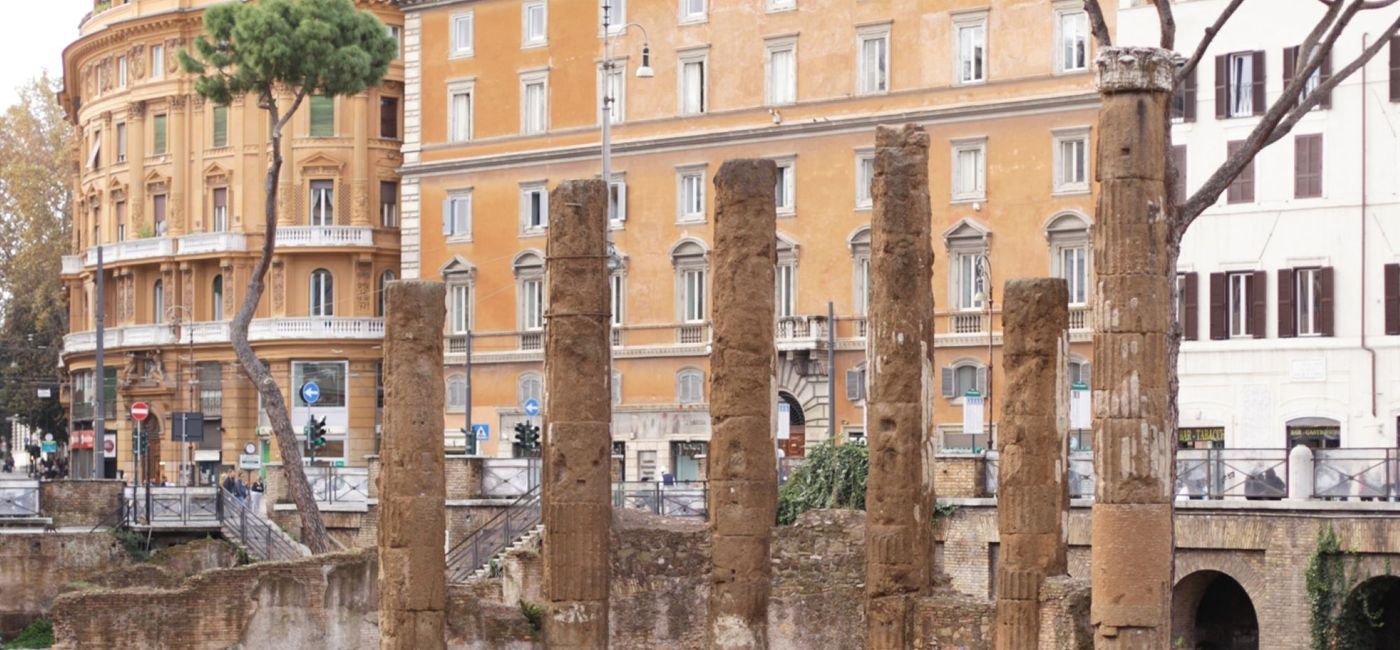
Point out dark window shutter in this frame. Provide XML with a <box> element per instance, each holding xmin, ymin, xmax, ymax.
<box><xmin>1214</xmin><ymin>55</ymin><xmax>1229</xmax><ymax>118</ymax></box>
<box><xmin>1283</xmin><ymin>46</ymin><xmax>1297</xmax><ymax>90</ymax></box>
<box><xmin>1183</xmin><ymin>66</ymin><xmax>1198</xmax><ymax>122</ymax></box>
<box><xmin>1385</xmin><ymin>264</ymin><xmax>1400</xmax><ymax>334</ymax></box>
<box><xmin>1319</xmin><ymin>51</ymin><xmax>1333</xmax><ymax>108</ymax></box>
<box><xmin>1184</xmin><ymin>272</ymin><xmax>1199</xmax><ymax>341</ymax></box>
<box><xmin>941</xmin><ymin>367</ymin><xmax>955</xmax><ymax>398</ymax></box>
<box><xmin>1277</xmin><ymin>268</ymin><xmax>1296</xmax><ymax>338</ymax></box>
<box><xmin>1294</xmin><ymin>136</ymin><xmax>1306</xmax><ymax>198</ymax></box>
<box><xmin>976</xmin><ymin>366</ymin><xmax>988</xmax><ymax>395</ymax></box>
<box><xmin>1390</xmin><ymin>37</ymin><xmax>1400</xmax><ymax>102</ymax></box>
<box><xmin>1209</xmin><ymin>272</ymin><xmax>1227</xmax><ymax>340</ymax></box>
<box><xmin>845</xmin><ymin>367</ymin><xmax>864</xmax><ymax>401</ymax></box>
<box><xmin>1250</xmin><ymin>270</ymin><xmax>1268</xmax><ymax>338</ymax></box>
<box><xmin>1295</xmin><ymin>134</ymin><xmax>1322</xmax><ymax>199</ymax></box>
<box><xmin>1251</xmin><ymin>51</ymin><xmax>1266</xmax><ymax>115</ymax></box>
<box><xmin>1172</xmin><ymin>145</ymin><xmax>1188</xmax><ymax>206</ymax></box>
<box><xmin>1318</xmin><ymin>266</ymin><xmax>1335</xmax><ymax>337</ymax></box>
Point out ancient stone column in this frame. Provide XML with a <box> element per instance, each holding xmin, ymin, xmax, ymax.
<box><xmin>864</xmin><ymin>124</ymin><xmax>935</xmax><ymax>649</ymax></box>
<box><xmin>542</xmin><ymin>179</ymin><xmax>612</xmax><ymax>648</ymax></box>
<box><xmin>707</xmin><ymin>159</ymin><xmax>777</xmax><ymax>650</ymax></box>
<box><xmin>995</xmin><ymin>278</ymin><xmax>1070</xmax><ymax>649</ymax></box>
<box><xmin>1090</xmin><ymin>47</ymin><xmax>1177</xmax><ymax>648</ymax></box>
<box><xmin>378</xmin><ymin>280</ymin><xmax>447</xmax><ymax>650</ymax></box>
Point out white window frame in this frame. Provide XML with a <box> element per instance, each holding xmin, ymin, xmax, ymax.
<box><xmin>521</xmin><ymin>278</ymin><xmax>544</xmax><ymax>331</ymax></box>
<box><xmin>953</xmin><ymin>11</ymin><xmax>989</xmax><ymax>85</ymax></box>
<box><xmin>520</xmin><ymin>181</ymin><xmax>549</xmax><ymax>234</ymax></box>
<box><xmin>765</xmin><ymin>37</ymin><xmax>797</xmax><ymax>106</ymax></box>
<box><xmin>677</xmin><ymin>47</ymin><xmax>709</xmax><ymax>116</ymax></box>
<box><xmin>150</xmin><ymin>45</ymin><xmax>164</xmax><ymax>81</ymax></box>
<box><xmin>767</xmin><ymin>0</ymin><xmax>796</xmax><ymax>12</ymax></box>
<box><xmin>153</xmin><ymin>280</ymin><xmax>164</xmax><ymax>323</ymax></box>
<box><xmin>310</xmin><ymin>269</ymin><xmax>334</xmax><ymax>317</ymax></box>
<box><xmin>1054</xmin><ymin>5</ymin><xmax>1089</xmax><ymax>74</ymax></box>
<box><xmin>447</xmin><ymin>374</ymin><xmax>467</xmax><ymax>411</ymax></box>
<box><xmin>522</xmin><ymin>1</ymin><xmax>547</xmax><ymax>48</ymax></box>
<box><xmin>449</xmin><ymin>282</ymin><xmax>472</xmax><ymax>334</ymax></box>
<box><xmin>1227</xmin><ymin>52</ymin><xmax>1254</xmax><ymax>118</ymax></box>
<box><xmin>211</xmin><ymin>187</ymin><xmax>228</xmax><ymax>232</ymax></box>
<box><xmin>679</xmin><ymin>0</ymin><xmax>707</xmax><ymax>25</ymax></box>
<box><xmin>951</xmin><ymin>137</ymin><xmax>988</xmax><ymax>203</ymax></box>
<box><xmin>448</xmin><ymin>79</ymin><xmax>475</xmax><ymax>142</ymax></box>
<box><xmin>673</xmin><ymin>244</ymin><xmax>708</xmax><ymax>324</ymax></box>
<box><xmin>598</xmin><ymin>61</ymin><xmax>626</xmax><ymax>125</ymax></box>
<box><xmin>517</xmin><ymin>372</ymin><xmax>543</xmax><ymax>405</ymax></box>
<box><xmin>1052</xmin><ymin>127</ymin><xmax>1091</xmax><ymax>195</ymax></box>
<box><xmin>118</xmin><ymin>56</ymin><xmax>128</xmax><ymax>88</ymax></box>
<box><xmin>388</xmin><ymin>25</ymin><xmax>403</xmax><ymax>60</ymax></box>
<box><xmin>601</xmin><ymin>0</ymin><xmax>627</xmax><ymax>35</ymax></box>
<box><xmin>115</xmin><ymin>122</ymin><xmax>127</xmax><ymax>163</ymax></box>
<box><xmin>856</xmin><ymin>23</ymin><xmax>891</xmax><ymax>96</ymax></box>
<box><xmin>773</xmin><ymin>157</ymin><xmax>796</xmax><ymax>216</ymax></box>
<box><xmin>1296</xmin><ymin>267</ymin><xmax>1321</xmax><ymax>337</ymax></box>
<box><xmin>608</xmin><ymin>173</ymin><xmax>628</xmax><ymax>225</ymax></box>
<box><xmin>1057</xmin><ymin>245</ymin><xmax>1089</xmax><ymax>306</ymax></box>
<box><xmin>1228</xmin><ymin>272</ymin><xmax>1251</xmax><ymax>338</ymax></box>
<box><xmin>949</xmin><ymin>246</ymin><xmax>987</xmax><ymax>312</ymax></box>
<box><xmin>854</xmin><ymin>150</ymin><xmax>875</xmax><ymax>210</ymax></box>
<box><xmin>611</xmin><ymin>272</ymin><xmax>626</xmax><ymax>327</ymax></box>
<box><xmin>309</xmin><ymin>180</ymin><xmax>335</xmax><ymax>226</ymax></box>
<box><xmin>776</xmin><ymin>260</ymin><xmax>796</xmax><ymax>319</ymax></box>
<box><xmin>450</xmin><ymin>11</ymin><xmax>475</xmax><ymax>58</ymax></box>
<box><xmin>212</xmin><ymin>275</ymin><xmax>224</xmax><ymax>321</ymax></box>
<box><xmin>520</xmin><ymin>69</ymin><xmax>549</xmax><ymax>135</ymax></box>
<box><xmin>676</xmin><ymin>165</ymin><xmax>707</xmax><ymax>223</ymax></box>
<box><xmin>951</xmin><ymin>362</ymin><xmax>983</xmax><ymax>397</ymax></box>
<box><xmin>677</xmin><ymin>368</ymin><xmax>705</xmax><ymax>403</ymax></box>
<box><xmin>443</xmin><ymin>190</ymin><xmax>473</xmax><ymax>241</ymax></box>
<box><xmin>850</xmin><ymin>229</ymin><xmax>870</xmax><ymax>317</ymax></box>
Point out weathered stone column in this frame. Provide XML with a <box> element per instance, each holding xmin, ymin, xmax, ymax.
<box><xmin>707</xmin><ymin>159</ymin><xmax>777</xmax><ymax>650</ymax></box>
<box><xmin>378</xmin><ymin>280</ymin><xmax>447</xmax><ymax>650</ymax></box>
<box><xmin>995</xmin><ymin>278</ymin><xmax>1070</xmax><ymax>649</ymax></box>
<box><xmin>865</xmin><ymin>124</ymin><xmax>935</xmax><ymax>649</ymax></box>
<box><xmin>542</xmin><ymin>179</ymin><xmax>611</xmax><ymax>648</ymax></box>
<box><xmin>1091</xmin><ymin>47</ymin><xmax>1176</xmax><ymax>648</ymax></box>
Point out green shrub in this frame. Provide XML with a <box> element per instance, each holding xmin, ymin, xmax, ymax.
<box><xmin>776</xmin><ymin>442</ymin><xmax>868</xmax><ymax>525</ymax></box>
<box><xmin>4</xmin><ymin>617</ymin><xmax>53</xmax><ymax>649</ymax></box>
<box><xmin>109</xmin><ymin>528</ymin><xmax>149</xmax><ymax>562</ymax></box>
<box><xmin>518</xmin><ymin>600</ymin><xmax>545</xmax><ymax>633</ymax></box>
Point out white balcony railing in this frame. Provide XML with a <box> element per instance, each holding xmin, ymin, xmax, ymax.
<box><xmin>61</xmin><ymin>256</ymin><xmax>83</xmax><ymax>275</ymax></box>
<box><xmin>178</xmin><ymin>232</ymin><xmax>247</xmax><ymax>256</ymax></box>
<box><xmin>951</xmin><ymin>312</ymin><xmax>985</xmax><ymax>334</ymax></box>
<box><xmin>775</xmin><ymin>315</ymin><xmax>829</xmax><ymax>342</ymax></box>
<box><xmin>1069</xmin><ymin>306</ymin><xmax>1092</xmax><ymax>331</ymax></box>
<box><xmin>63</xmin><ymin>318</ymin><xmax>384</xmax><ymax>354</ymax></box>
<box><xmin>189</xmin><ymin>321</ymin><xmax>231</xmax><ymax>344</ymax></box>
<box><xmin>247</xmin><ymin>317</ymin><xmax>385</xmax><ymax>340</ymax></box>
<box><xmin>84</xmin><ymin>237</ymin><xmax>174</xmax><ymax>266</ymax></box>
<box><xmin>63</xmin><ymin>325</ymin><xmax>172</xmax><ymax>354</ymax></box>
<box><xmin>275</xmin><ymin>226</ymin><xmax>374</xmax><ymax>248</ymax></box>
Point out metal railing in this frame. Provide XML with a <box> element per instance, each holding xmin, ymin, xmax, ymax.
<box><xmin>775</xmin><ymin>315</ymin><xmax>829</xmax><ymax>341</ymax></box>
<box><xmin>0</xmin><ymin>480</ymin><xmax>41</xmax><ymax>517</ymax></box>
<box><xmin>445</xmin><ymin>483</ymin><xmax>541</xmax><ymax>584</ymax></box>
<box><xmin>1313</xmin><ymin>448</ymin><xmax>1399</xmax><ymax>500</ymax></box>
<box><xmin>217</xmin><ymin>487</ymin><xmax>307</xmax><ymax>562</ymax></box>
<box><xmin>613</xmin><ymin>481</ymin><xmax>708</xmax><ymax>518</ymax></box>
<box><xmin>1175</xmin><ymin>448</ymin><xmax>1289</xmax><ymax>499</ymax></box>
<box><xmin>275</xmin><ymin>225</ymin><xmax>374</xmax><ymax>248</ymax></box>
<box><xmin>306</xmin><ymin>466</ymin><xmax>370</xmax><ymax>504</ymax></box>
<box><xmin>481</xmin><ymin>458</ymin><xmax>540</xmax><ymax>498</ymax></box>
<box><xmin>126</xmin><ymin>486</ymin><xmax>221</xmax><ymax>524</ymax></box>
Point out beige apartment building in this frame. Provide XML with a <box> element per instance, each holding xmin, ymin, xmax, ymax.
<box><xmin>58</xmin><ymin>0</ymin><xmax>403</xmax><ymax>482</ymax></box>
<box><xmin>400</xmin><ymin>0</ymin><xmax>1110</xmax><ymax>479</ymax></box>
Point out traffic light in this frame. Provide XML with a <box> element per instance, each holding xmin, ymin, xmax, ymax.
<box><xmin>513</xmin><ymin>421</ymin><xmax>540</xmax><ymax>454</ymax></box>
<box><xmin>132</xmin><ymin>429</ymin><xmax>147</xmax><ymax>454</ymax></box>
<box><xmin>306</xmin><ymin>415</ymin><xmax>328</xmax><ymax>450</ymax></box>
<box><xmin>461</xmin><ymin>427</ymin><xmax>477</xmax><ymax>456</ymax></box>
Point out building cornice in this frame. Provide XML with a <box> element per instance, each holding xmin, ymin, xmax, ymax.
<box><xmin>396</xmin><ymin>0</ymin><xmax>478</xmax><ymax>12</ymax></box>
<box><xmin>400</xmin><ymin>91</ymin><xmax>1101</xmax><ymax>177</ymax></box>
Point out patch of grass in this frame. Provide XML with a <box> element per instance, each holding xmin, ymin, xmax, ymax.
<box><xmin>518</xmin><ymin>599</ymin><xmax>545</xmax><ymax>633</ymax></box>
<box><xmin>3</xmin><ymin>617</ymin><xmax>53</xmax><ymax>649</ymax></box>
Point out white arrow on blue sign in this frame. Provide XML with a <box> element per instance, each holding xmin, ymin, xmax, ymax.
<box><xmin>523</xmin><ymin>399</ymin><xmax>541</xmax><ymax>417</ymax></box>
<box><xmin>472</xmin><ymin>424</ymin><xmax>490</xmax><ymax>441</ymax></box>
<box><xmin>300</xmin><ymin>382</ymin><xmax>321</xmax><ymax>405</ymax></box>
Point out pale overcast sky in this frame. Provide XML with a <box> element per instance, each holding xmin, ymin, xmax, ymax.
<box><xmin>0</xmin><ymin>0</ymin><xmax>93</xmax><ymax>108</ymax></box>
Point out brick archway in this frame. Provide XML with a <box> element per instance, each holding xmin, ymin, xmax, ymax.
<box><xmin>1337</xmin><ymin>574</ymin><xmax>1400</xmax><ymax>648</ymax></box>
<box><xmin>1171</xmin><ymin>569</ymin><xmax>1260</xmax><ymax>650</ymax></box>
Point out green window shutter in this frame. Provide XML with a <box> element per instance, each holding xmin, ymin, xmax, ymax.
<box><xmin>310</xmin><ymin>96</ymin><xmax>334</xmax><ymax>137</ymax></box>
<box><xmin>212</xmin><ymin>105</ymin><xmax>228</xmax><ymax>148</ymax></box>
<box><xmin>153</xmin><ymin>114</ymin><xmax>167</xmax><ymax>154</ymax></box>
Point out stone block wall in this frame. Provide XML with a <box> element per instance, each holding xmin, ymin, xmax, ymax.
<box><xmin>934</xmin><ymin>455</ymin><xmax>988</xmax><ymax>498</ymax></box>
<box><xmin>445</xmin><ymin>456</ymin><xmax>484</xmax><ymax>500</ymax></box>
<box><xmin>0</xmin><ymin>533</ymin><xmax>129</xmax><ymax>638</ymax></box>
<box><xmin>40</xmin><ymin>480</ymin><xmax>125</xmax><ymax>527</ymax></box>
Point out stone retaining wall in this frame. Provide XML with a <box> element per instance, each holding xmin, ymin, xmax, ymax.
<box><xmin>39</xmin><ymin>479</ymin><xmax>125</xmax><ymax>527</ymax></box>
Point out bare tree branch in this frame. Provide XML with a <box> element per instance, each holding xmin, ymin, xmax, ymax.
<box><xmin>1178</xmin><ymin>0</ymin><xmax>1390</xmax><ymax>227</ymax></box>
<box><xmin>1297</xmin><ymin>0</ymin><xmax>1345</xmax><ymax>71</ymax></box>
<box><xmin>1083</xmin><ymin>0</ymin><xmax>1112</xmax><ymax>48</ymax></box>
<box><xmin>1154</xmin><ymin>0</ymin><xmax>1177</xmax><ymax>49</ymax></box>
<box><xmin>1177</xmin><ymin>0</ymin><xmax>1247</xmax><ymax>84</ymax></box>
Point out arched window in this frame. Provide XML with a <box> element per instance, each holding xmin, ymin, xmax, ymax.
<box><xmin>676</xmin><ymin>367</ymin><xmax>704</xmax><ymax>404</ymax></box>
<box><xmin>310</xmin><ymin>269</ymin><xmax>334</xmax><ymax>317</ymax></box>
<box><xmin>446</xmin><ymin>374</ymin><xmax>466</xmax><ymax>411</ymax></box>
<box><xmin>1045</xmin><ymin>212</ymin><xmax>1091</xmax><ymax>307</ymax></box>
<box><xmin>212</xmin><ymin>275</ymin><xmax>224</xmax><ymax>321</ymax></box>
<box><xmin>517</xmin><ymin>372</ymin><xmax>543</xmax><ymax>406</ymax></box>
<box><xmin>513</xmin><ymin>251</ymin><xmax>544</xmax><ymax>331</ymax></box>
<box><xmin>377</xmin><ymin>270</ymin><xmax>397</xmax><ymax>317</ymax></box>
<box><xmin>849</xmin><ymin>227</ymin><xmax>871</xmax><ymax>318</ymax></box>
<box><xmin>940</xmin><ymin>359</ymin><xmax>986</xmax><ymax>400</ymax></box>
<box><xmin>153</xmin><ymin>280</ymin><xmax>164</xmax><ymax>323</ymax></box>
<box><xmin>670</xmin><ymin>239</ymin><xmax>708</xmax><ymax>323</ymax></box>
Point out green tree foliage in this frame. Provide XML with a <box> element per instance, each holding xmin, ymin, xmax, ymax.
<box><xmin>0</xmin><ymin>75</ymin><xmax>74</xmax><ymax>448</ymax></box>
<box><xmin>776</xmin><ymin>442</ymin><xmax>868</xmax><ymax>525</ymax></box>
<box><xmin>2</xmin><ymin>617</ymin><xmax>53</xmax><ymax>649</ymax></box>
<box><xmin>179</xmin><ymin>0</ymin><xmax>395</xmax><ymax>554</ymax></box>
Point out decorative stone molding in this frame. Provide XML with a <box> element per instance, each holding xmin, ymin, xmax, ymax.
<box><xmin>127</xmin><ymin>100</ymin><xmax>146</xmax><ymax>118</ymax></box>
<box><xmin>1095</xmin><ymin>46</ymin><xmax>1175</xmax><ymax>94</ymax></box>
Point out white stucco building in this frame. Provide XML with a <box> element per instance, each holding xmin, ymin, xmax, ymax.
<box><xmin>1120</xmin><ymin>0</ymin><xmax>1400</xmax><ymax>450</ymax></box>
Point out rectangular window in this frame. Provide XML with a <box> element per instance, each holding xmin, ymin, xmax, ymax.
<box><xmin>857</xmin><ymin>27</ymin><xmax>889</xmax><ymax>95</ymax></box>
<box><xmin>611</xmin><ymin>273</ymin><xmax>625</xmax><ymax>326</ymax></box>
<box><xmin>115</xmin><ymin>122</ymin><xmax>127</xmax><ymax>163</ymax></box>
<box><xmin>309</xmin><ymin>96</ymin><xmax>334</xmax><ymax>137</ymax></box>
<box><xmin>1054</xmin><ymin>130</ymin><xmax>1089</xmax><ymax>193</ymax></box>
<box><xmin>211</xmin><ymin>187</ymin><xmax>228</xmax><ymax>232</ymax></box>
<box><xmin>152</xmin><ymin>194</ymin><xmax>167</xmax><ymax>235</ymax></box>
<box><xmin>854</xmin><ymin>256</ymin><xmax>870</xmax><ymax>316</ymax></box>
<box><xmin>766</xmin><ymin>39</ymin><xmax>796</xmax><ymax>106</ymax></box>
<box><xmin>956</xmin><ymin>252</ymin><xmax>985</xmax><ymax>311</ymax></box>
<box><xmin>1057</xmin><ymin>9</ymin><xmax>1088</xmax><ymax>73</ymax></box>
<box><xmin>449</xmin><ymin>85</ymin><xmax>473</xmax><ymax>141</ymax></box>
<box><xmin>449</xmin><ymin>283</ymin><xmax>470</xmax><ymax>334</ymax></box>
<box><xmin>1060</xmin><ymin>246</ymin><xmax>1088</xmax><ymax>305</ymax></box>
<box><xmin>118</xmin><ymin>56</ymin><xmax>128</xmax><ymax>88</ymax></box>
<box><xmin>380</xmin><ymin>181</ymin><xmax>398</xmax><ymax>228</ymax></box>
<box><xmin>682</xmin><ymin>268</ymin><xmax>705</xmax><ymax>321</ymax></box>
<box><xmin>1294</xmin><ymin>133</ymin><xmax>1323</xmax><ymax>199</ymax></box>
<box><xmin>115</xmin><ymin>200</ymin><xmax>126</xmax><ymax>241</ymax></box>
<box><xmin>1228</xmin><ymin>52</ymin><xmax>1254</xmax><ymax>116</ymax></box>
<box><xmin>89</xmin><ymin>131</ymin><xmax>101</xmax><ymax>169</ymax></box>
<box><xmin>602</xmin><ymin>0</ymin><xmax>627</xmax><ymax>33</ymax></box>
<box><xmin>776</xmin><ymin>263</ymin><xmax>795</xmax><ymax>318</ymax></box>
<box><xmin>956</xmin><ymin>15</ymin><xmax>987</xmax><ymax>84</ymax></box>
<box><xmin>1226</xmin><ymin>140</ymin><xmax>1254</xmax><ymax>204</ymax></box>
<box><xmin>198</xmin><ymin>363</ymin><xmax>223</xmax><ymax>416</ymax></box>
<box><xmin>309</xmin><ymin>180</ymin><xmax>334</xmax><ymax>225</ymax></box>
<box><xmin>451</xmin><ymin>12</ymin><xmax>474</xmax><ymax>57</ymax></box>
<box><xmin>211</xmin><ymin>105</ymin><xmax>228</xmax><ymax>148</ymax></box>
<box><xmin>768</xmin><ymin>0</ymin><xmax>795</xmax><ymax>11</ymax></box>
<box><xmin>388</xmin><ymin>25</ymin><xmax>402</xmax><ymax>59</ymax></box>
<box><xmin>678</xmin><ymin>168</ymin><xmax>705</xmax><ymax>222</ymax></box>
<box><xmin>601</xmin><ymin>65</ymin><xmax>625</xmax><ymax>124</ymax></box>
<box><xmin>521</xmin><ymin>183</ymin><xmax>548</xmax><ymax>231</ymax></box>
<box><xmin>1228</xmin><ymin>272</ymin><xmax>1253</xmax><ymax>337</ymax></box>
<box><xmin>1172</xmin><ymin>64</ymin><xmax>1197</xmax><ymax>122</ymax></box>
<box><xmin>150</xmin><ymin>45</ymin><xmax>165</xmax><ymax>80</ymax></box>
<box><xmin>680</xmin><ymin>0</ymin><xmax>706</xmax><ymax>23</ymax></box>
<box><xmin>379</xmin><ymin>96</ymin><xmax>398</xmax><ymax>139</ymax></box>
<box><xmin>679</xmin><ymin>51</ymin><xmax>707</xmax><ymax>115</ymax></box>
<box><xmin>1296</xmin><ymin>267</ymin><xmax>1321</xmax><ymax>336</ymax></box>
<box><xmin>1284</xmin><ymin>46</ymin><xmax>1331</xmax><ymax>109</ymax></box>
<box><xmin>855</xmin><ymin>153</ymin><xmax>874</xmax><ymax>209</ymax></box>
<box><xmin>521</xmin><ymin>72</ymin><xmax>548</xmax><ymax>134</ymax></box>
<box><xmin>608</xmin><ymin>176</ymin><xmax>627</xmax><ymax>223</ymax></box>
<box><xmin>523</xmin><ymin>1</ymin><xmax>547</xmax><ymax>46</ymax></box>
<box><xmin>443</xmin><ymin>191</ymin><xmax>472</xmax><ymax>238</ymax></box>
<box><xmin>152</xmin><ymin>114</ymin><xmax>167</xmax><ymax>154</ymax></box>
<box><xmin>1217</xmin><ymin>51</ymin><xmax>1264</xmax><ymax>118</ymax></box>
<box><xmin>952</xmin><ymin>139</ymin><xmax>987</xmax><ymax>202</ymax></box>
<box><xmin>523</xmin><ymin>279</ymin><xmax>544</xmax><ymax>330</ymax></box>
<box><xmin>774</xmin><ymin>159</ymin><xmax>795</xmax><ymax>215</ymax></box>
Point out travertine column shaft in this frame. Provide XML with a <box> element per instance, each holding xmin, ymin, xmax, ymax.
<box><xmin>1090</xmin><ymin>47</ymin><xmax>1177</xmax><ymax>648</ymax></box>
<box><xmin>377</xmin><ymin>280</ymin><xmax>447</xmax><ymax>650</ymax></box>
<box><xmin>707</xmin><ymin>159</ymin><xmax>777</xmax><ymax>650</ymax></box>
<box><xmin>864</xmin><ymin>124</ymin><xmax>936</xmax><ymax>650</ymax></box>
<box><xmin>542</xmin><ymin>179</ymin><xmax>612</xmax><ymax>649</ymax></box>
<box><xmin>995</xmin><ymin>278</ymin><xmax>1070</xmax><ymax>650</ymax></box>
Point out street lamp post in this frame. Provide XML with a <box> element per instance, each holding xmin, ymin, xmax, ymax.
<box><xmin>600</xmin><ymin>2</ymin><xmax>653</xmax><ymax>184</ymax></box>
<box><xmin>974</xmin><ymin>253</ymin><xmax>994</xmax><ymax>450</ymax></box>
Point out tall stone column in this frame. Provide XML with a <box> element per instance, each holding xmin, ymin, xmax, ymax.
<box><xmin>541</xmin><ymin>179</ymin><xmax>611</xmax><ymax>648</ymax></box>
<box><xmin>707</xmin><ymin>159</ymin><xmax>777</xmax><ymax>650</ymax></box>
<box><xmin>377</xmin><ymin>280</ymin><xmax>447</xmax><ymax>650</ymax></box>
<box><xmin>864</xmin><ymin>124</ymin><xmax>935</xmax><ymax>650</ymax></box>
<box><xmin>995</xmin><ymin>278</ymin><xmax>1070</xmax><ymax>649</ymax></box>
<box><xmin>1090</xmin><ymin>47</ymin><xmax>1176</xmax><ymax>648</ymax></box>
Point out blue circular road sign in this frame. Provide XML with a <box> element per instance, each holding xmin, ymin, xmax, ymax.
<box><xmin>523</xmin><ymin>398</ymin><xmax>541</xmax><ymax>417</ymax></box>
<box><xmin>301</xmin><ymin>382</ymin><xmax>321</xmax><ymax>405</ymax></box>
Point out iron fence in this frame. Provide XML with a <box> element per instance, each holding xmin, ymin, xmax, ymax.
<box><xmin>612</xmin><ymin>481</ymin><xmax>708</xmax><ymax>519</ymax></box>
<box><xmin>126</xmin><ymin>486</ymin><xmax>220</xmax><ymax>524</ymax></box>
<box><xmin>217</xmin><ymin>487</ymin><xmax>306</xmax><ymax>562</ymax></box>
<box><xmin>445</xmin><ymin>483</ymin><xmax>541</xmax><ymax>584</ymax></box>
<box><xmin>1174</xmin><ymin>449</ymin><xmax>1288</xmax><ymax>500</ymax></box>
<box><xmin>306</xmin><ymin>466</ymin><xmax>370</xmax><ymax>504</ymax></box>
<box><xmin>481</xmin><ymin>458</ymin><xmax>541</xmax><ymax>498</ymax></box>
<box><xmin>0</xmin><ymin>480</ymin><xmax>40</xmax><ymax>517</ymax></box>
<box><xmin>1313</xmin><ymin>448</ymin><xmax>1399</xmax><ymax>500</ymax></box>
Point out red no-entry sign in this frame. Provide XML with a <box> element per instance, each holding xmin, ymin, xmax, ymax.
<box><xmin>131</xmin><ymin>402</ymin><xmax>150</xmax><ymax>422</ymax></box>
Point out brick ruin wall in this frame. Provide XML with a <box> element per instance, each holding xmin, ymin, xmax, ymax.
<box><xmin>39</xmin><ymin>479</ymin><xmax>125</xmax><ymax>527</ymax></box>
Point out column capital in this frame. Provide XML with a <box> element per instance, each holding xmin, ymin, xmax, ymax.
<box><xmin>1096</xmin><ymin>47</ymin><xmax>1176</xmax><ymax>94</ymax></box>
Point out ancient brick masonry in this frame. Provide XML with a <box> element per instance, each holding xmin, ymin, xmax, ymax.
<box><xmin>707</xmin><ymin>159</ymin><xmax>778</xmax><ymax>650</ymax></box>
<box><xmin>864</xmin><ymin>124</ymin><xmax>936</xmax><ymax>649</ymax></box>
<box><xmin>378</xmin><ymin>281</ymin><xmax>448</xmax><ymax>650</ymax></box>
<box><xmin>995</xmin><ymin>279</ymin><xmax>1070</xmax><ymax>649</ymax></box>
<box><xmin>1090</xmin><ymin>47</ymin><xmax>1178</xmax><ymax>648</ymax></box>
<box><xmin>542</xmin><ymin>179</ymin><xmax>612</xmax><ymax>648</ymax></box>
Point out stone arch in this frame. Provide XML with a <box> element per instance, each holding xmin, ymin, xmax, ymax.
<box><xmin>1171</xmin><ymin>569</ymin><xmax>1260</xmax><ymax>650</ymax></box>
<box><xmin>1041</xmin><ymin>209</ymin><xmax>1092</xmax><ymax>239</ymax></box>
<box><xmin>1336</xmin><ymin>575</ymin><xmax>1400</xmax><ymax>648</ymax></box>
<box><xmin>777</xmin><ymin>390</ymin><xmax>808</xmax><ymax>458</ymax></box>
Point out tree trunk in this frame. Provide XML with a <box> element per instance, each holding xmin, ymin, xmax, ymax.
<box><xmin>227</xmin><ymin>95</ymin><xmax>331</xmax><ymax>554</ymax></box>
